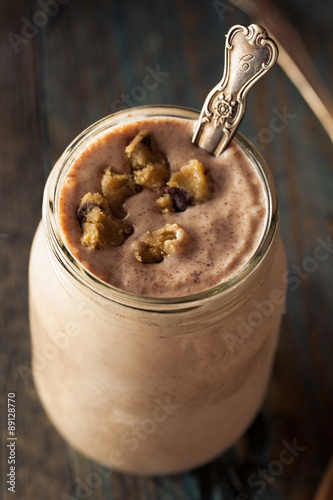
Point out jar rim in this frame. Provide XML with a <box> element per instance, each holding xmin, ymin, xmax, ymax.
<box><xmin>43</xmin><ymin>105</ymin><xmax>279</xmax><ymax>311</ymax></box>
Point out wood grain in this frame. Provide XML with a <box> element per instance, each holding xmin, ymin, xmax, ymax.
<box><xmin>0</xmin><ymin>0</ymin><xmax>332</xmax><ymax>498</ymax></box>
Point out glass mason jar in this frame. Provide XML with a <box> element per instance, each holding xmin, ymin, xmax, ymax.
<box><xmin>29</xmin><ymin>105</ymin><xmax>287</xmax><ymax>476</ymax></box>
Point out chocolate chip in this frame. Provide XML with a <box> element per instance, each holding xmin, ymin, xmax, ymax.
<box><xmin>166</xmin><ymin>187</ymin><xmax>192</xmax><ymax>212</ymax></box>
<box><xmin>141</xmin><ymin>134</ymin><xmax>152</xmax><ymax>150</ymax></box>
<box><xmin>77</xmin><ymin>202</ymin><xmax>95</xmax><ymax>224</ymax></box>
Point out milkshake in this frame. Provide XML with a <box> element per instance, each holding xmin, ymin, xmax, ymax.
<box><xmin>29</xmin><ymin>106</ymin><xmax>286</xmax><ymax>475</ymax></box>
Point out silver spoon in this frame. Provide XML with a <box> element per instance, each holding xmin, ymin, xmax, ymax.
<box><xmin>192</xmin><ymin>24</ymin><xmax>278</xmax><ymax>156</ymax></box>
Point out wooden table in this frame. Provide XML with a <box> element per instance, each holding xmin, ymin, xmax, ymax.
<box><xmin>1</xmin><ymin>0</ymin><xmax>332</xmax><ymax>498</ymax></box>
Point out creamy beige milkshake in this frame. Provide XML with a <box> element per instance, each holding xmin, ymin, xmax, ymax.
<box><xmin>29</xmin><ymin>106</ymin><xmax>286</xmax><ymax>475</ymax></box>
<box><xmin>58</xmin><ymin>116</ymin><xmax>266</xmax><ymax>297</ymax></box>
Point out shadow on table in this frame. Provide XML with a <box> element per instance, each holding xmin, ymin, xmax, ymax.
<box><xmin>107</xmin><ymin>411</ymin><xmax>275</xmax><ymax>500</ymax></box>
<box><xmin>190</xmin><ymin>411</ymin><xmax>274</xmax><ymax>499</ymax></box>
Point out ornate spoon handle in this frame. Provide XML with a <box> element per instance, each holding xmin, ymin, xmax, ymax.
<box><xmin>192</xmin><ymin>24</ymin><xmax>278</xmax><ymax>156</ymax></box>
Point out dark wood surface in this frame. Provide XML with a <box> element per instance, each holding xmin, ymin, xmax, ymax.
<box><xmin>1</xmin><ymin>0</ymin><xmax>332</xmax><ymax>498</ymax></box>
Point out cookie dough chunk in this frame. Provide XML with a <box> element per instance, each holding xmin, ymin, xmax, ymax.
<box><xmin>156</xmin><ymin>187</ymin><xmax>192</xmax><ymax>214</ymax></box>
<box><xmin>101</xmin><ymin>167</ymin><xmax>139</xmax><ymax>218</ymax></box>
<box><xmin>135</xmin><ymin>223</ymin><xmax>189</xmax><ymax>264</ymax></box>
<box><xmin>157</xmin><ymin>159</ymin><xmax>212</xmax><ymax>213</ymax></box>
<box><xmin>77</xmin><ymin>193</ymin><xmax>133</xmax><ymax>249</ymax></box>
<box><xmin>156</xmin><ymin>192</ymin><xmax>174</xmax><ymax>214</ymax></box>
<box><xmin>125</xmin><ymin>130</ymin><xmax>170</xmax><ymax>191</ymax></box>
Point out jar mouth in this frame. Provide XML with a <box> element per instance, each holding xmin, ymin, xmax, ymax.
<box><xmin>43</xmin><ymin>105</ymin><xmax>278</xmax><ymax>310</ymax></box>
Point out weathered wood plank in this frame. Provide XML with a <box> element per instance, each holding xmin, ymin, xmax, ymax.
<box><xmin>0</xmin><ymin>1</ymin><xmax>73</xmax><ymax>499</ymax></box>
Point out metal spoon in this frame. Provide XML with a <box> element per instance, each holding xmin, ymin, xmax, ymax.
<box><xmin>192</xmin><ymin>24</ymin><xmax>278</xmax><ymax>156</ymax></box>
